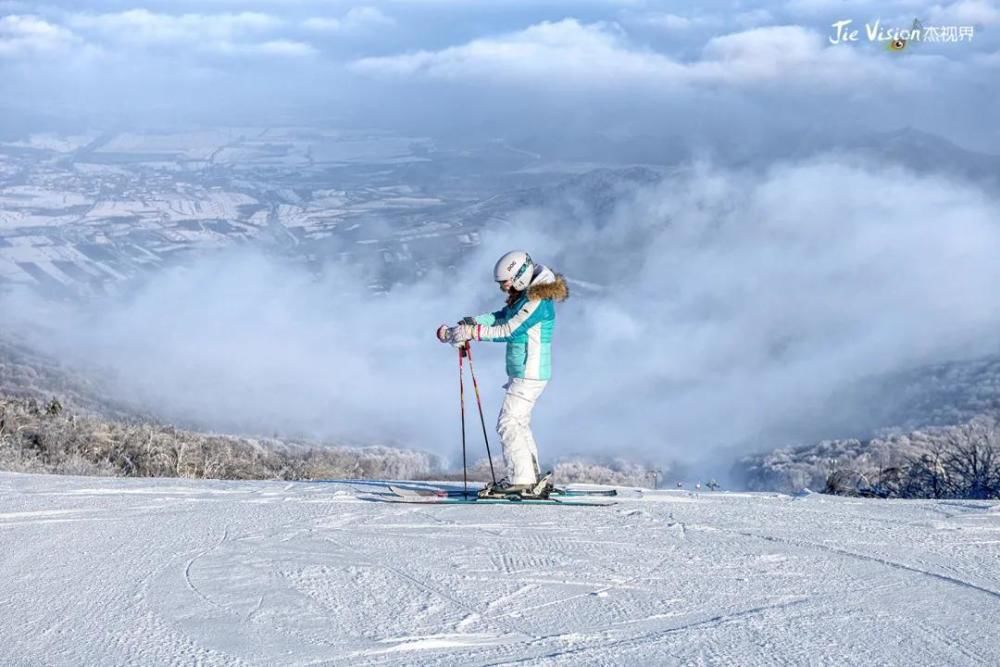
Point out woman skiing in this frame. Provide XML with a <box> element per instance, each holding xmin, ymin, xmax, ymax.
<box><xmin>437</xmin><ymin>250</ymin><xmax>569</xmax><ymax>498</ymax></box>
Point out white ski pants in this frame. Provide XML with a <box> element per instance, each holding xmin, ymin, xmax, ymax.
<box><xmin>497</xmin><ymin>377</ymin><xmax>547</xmax><ymax>485</ymax></box>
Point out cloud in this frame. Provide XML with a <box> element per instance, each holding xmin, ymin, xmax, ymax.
<box><xmin>511</xmin><ymin>159</ymin><xmax>1000</xmax><ymax>467</ymax></box>
<box><xmin>353</xmin><ymin>19</ymin><xmax>911</xmax><ymax>90</ymax></box>
<box><xmin>0</xmin><ymin>14</ymin><xmax>78</xmax><ymax>58</ymax></box>
<box><xmin>704</xmin><ymin>25</ymin><xmax>823</xmax><ymax>73</ymax></box>
<box><xmin>783</xmin><ymin>0</ymin><xmax>1000</xmax><ymax>28</ymax></box>
<box><xmin>62</xmin><ymin>9</ymin><xmax>315</xmax><ymax>57</ymax></box>
<box><xmin>975</xmin><ymin>49</ymin><xmax>1000</xmax><ymax>66</ymax></box>
<box><xmin>5</xmin><ymin>253</ymin><xmax>476</xmax><ymax>453</ymax></box>
<box><xmin>698</xmin><ymin>25</ymin><xmax>892</xmax><ymax>85</ymax></box>
<box><xmin>633</xmin><ymin>12</ymin><xmax>702</xmax><ymax>31</ymax></box>
<box><xmin>2</xmin><ymin>2</ymin><xmax>993</xmax><ymax>147</ymax></box>
<box><xmin>9</xmin><ymin>156</ymin><xmax>1000</xmax><ymax>476</ymax></box>
<box><xmin>69</xmin><ymin>9</ymin><xmax>280</xmax><ymax>43</ymax></box>
<box><xmin>927</xmin><ymin>0</ymin><xmax>1000</xmax><ymax>26</ymax></box>
<box><xmin>351</xmin><ymin>19</ymin><xmax>695</xmax><ymax>85</ymax></box>
<box><xmin>248</xmin><ymin>39</ymin><xmax>318</xmax><ymax>57</ymax></box>
<box><xmin>624</xmin><ymin>8</ymin><xmax>774</xmax><ymax>34</ymax></box>
<box><xmin>734</xmin><ymin>9</ymin><xmax>777</xmax><ymax>28</ymax></box>
<box><xmin>304</xmin><ymin>6</ymin><xmax>395</xmax><ymax>32</ymax></box>
<box><xmin>784</xmin><ymin>0</ymin><xmax>913</xmax><ymax>14</ymax></box>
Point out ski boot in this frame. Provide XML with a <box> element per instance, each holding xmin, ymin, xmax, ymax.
<box><xmin>530</xmin><ymin>471</ymin><xmax>554</xmax><ymax>498</ymax></box>
<box><xmin>478</xmin><ymin>472</ymin><xmax>554</xmax><ymax>500</ymax></box>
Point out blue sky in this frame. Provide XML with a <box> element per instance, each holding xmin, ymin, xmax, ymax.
<box><xmin>1</xmin><ymin>1</ymin><xmax>998</xmax><ymax>148</ymax></box>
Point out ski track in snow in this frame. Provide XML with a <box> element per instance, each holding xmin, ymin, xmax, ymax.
<box><xmin>1</xmin><ymin>474</ymin><xmax>998</xmax><ymax>666</ymax></box>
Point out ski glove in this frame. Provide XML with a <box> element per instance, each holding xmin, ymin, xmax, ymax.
<box><xmin>448</xmin><ymin>324</ymin><xmax>475</xmax><ymax>344</ymax></box>
<box><xmin>436</xmin><ymin>324</ymin><xmax>475</xmax><ymax>344</ymax></box>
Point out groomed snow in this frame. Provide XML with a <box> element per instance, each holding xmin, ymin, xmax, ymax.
<box><xmin>1</xmin><ymin>472</ymin><xmax>998</xmax><ymax>666</ymax></box>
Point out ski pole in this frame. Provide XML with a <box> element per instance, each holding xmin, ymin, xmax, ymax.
<box><xmin>458</xmin><ymin>344</ymin><xmax>469</xmax><ymax>498</ymax></box>
<box><xmin>464</xmin><ymin>343</ymin><xmax>498</xmax><ymax>486</ymax></box>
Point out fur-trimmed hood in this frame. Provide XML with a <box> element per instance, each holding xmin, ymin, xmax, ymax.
<box><xmin>527</xmin><ymin>271</ymin><xmax>569</xmax><ymax>302</ymax></box>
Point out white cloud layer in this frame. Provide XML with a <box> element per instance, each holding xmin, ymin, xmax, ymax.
<box><xmin>633</xmin><ymin>12</ymin><xmax>703</xmax><ymax>31</ymax></box>
<box><xmin>927</xmin><ymin>0</ymin><xmax>1000</xmax><ymax>26</ymax></box>
<box><xmin>353</xmin><ymin>19</ymin><xmax>911</xmax><ymax>90</ymax></box>
<box><xmin>52</xmin><ymin>9</ymin><xmax>316</xmax><ymax>57</ymax></box>
<box><xmin>9</xmin><ymin>156</ymin><xmax>1000</xmax><ymax>472</ymax></box>
<box><xmin>303</xmin><ymin>6</ymin><xmax>395</xmax><ymax>32</ymax></box>
<box><xmin>69</xmin><ymin>9</ymin><xmax>280</xmax><ymax>44</ymax></box>
<box><xmin>0</xmin><ymin>14</ymin><xmax>78</xmax><ymax>58</ymax></box>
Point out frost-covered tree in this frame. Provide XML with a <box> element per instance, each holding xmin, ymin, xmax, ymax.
<box><xmin>742</xmin><ymin>416</ymin><xmax>1000</xmax><ymax>499</ymax></box>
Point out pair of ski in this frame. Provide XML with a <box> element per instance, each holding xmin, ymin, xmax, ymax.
<box><xmin>376</xmin><ymin>484</ymin><xmax>618</xmax><ymax>507</ymax></box>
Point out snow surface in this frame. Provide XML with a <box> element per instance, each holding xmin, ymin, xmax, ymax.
<box><xmin>1</xmin><ymin>472</ymin><xmax>998</xmax><ymax>666</ymax></box>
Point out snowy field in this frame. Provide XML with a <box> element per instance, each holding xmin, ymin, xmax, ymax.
<box><xmin>1</xmin><ymin>472</ymin><xmax>998</xmax><ymax>666</ymax></box>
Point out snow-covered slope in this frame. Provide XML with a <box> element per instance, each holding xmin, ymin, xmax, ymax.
<box><xmin>1</xmin><ymin>472</ymin><xmax>998</xmax><ymax>666</ymax></box>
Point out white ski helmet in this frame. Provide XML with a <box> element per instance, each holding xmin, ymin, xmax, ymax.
<box><xmin>494</xmin><ymin>250</ymin><xmax>534</xmax><ymax>291</ymax></box>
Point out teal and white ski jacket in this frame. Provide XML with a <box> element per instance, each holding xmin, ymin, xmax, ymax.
<box><xmin>468</xmin><ymin>266</ymin><xmax>569</xmax><ymax>381</ymax></box>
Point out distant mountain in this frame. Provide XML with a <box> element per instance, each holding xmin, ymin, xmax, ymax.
<box><xmin>735</xmin><ymin>352</ymin><xmax>1000</xmax><ymax>493</ymax></box>
<box><xmin>0</xmin><ymin>335</ymin><xmax>142</xmax><ymax>421</ymax></box>
<box><xmin>738</xmin><ymin>126</ymin><xmax>1000</xmax><ymax>192</ymax></box>
<box><xmin>463</xmin><ymin>128</ymin><xmax>1000</xmax><ymax>233</ymax></box>
<box><xmin>456</xmin><ymin>165</ymin><xmax>667</xmax><ymax>228</ymax></box>
<box><xmin>0</xmin><ymin>335</ymin><xmax>441</xmax><ymax>480</ymax></box>
<box><xmin>844</xmin><ymin>127</ymin><xmax>1000</xmax><ymax>190</ymax></box>
<box><xmin>495</xmin><ymin>125</ymin><xmax>1000</xmax><ymax>191</ymax></box>
<box><xmin>734</xmin><ymin>413</ymin><xmax>1000</xmax><ymax>497</ymax></box>
<box><xmin>849</xmin><ymin>354</ymin><xmax>1000</xmax><ymax>433</ymax></box>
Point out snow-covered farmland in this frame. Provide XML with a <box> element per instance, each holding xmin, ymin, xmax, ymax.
<box><xmin>1</xmin><ymin>472</ymin><xmax>997</xmax><ymax>666</ymax></box>
<box><xmin>86</xmin><ymin>192</ymin><xmax>257</xmax><ymax>223</ymax></box>
<box><xmin>0</xmin><ymin>186</ymin><xmax>90</xmax><ymax>210</ymax></box>
<box><xmin>1</xmin><ymin>133</ymin><xmax>99</xmax><ymax>153</ymax></box>
<box><xmin>98</xmin><ymin>130</ymin><xmax>251</xmax><ymax>159</ymax></box>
